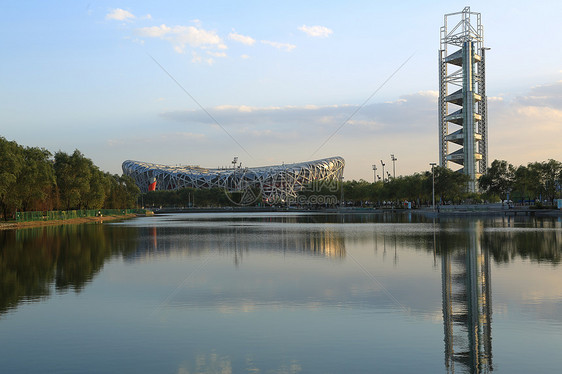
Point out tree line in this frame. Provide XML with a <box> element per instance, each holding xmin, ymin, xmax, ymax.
<box><xmin>142</xmin><ymin>159</ymin><xmax>561</xmax><ymax>209</ymax></box>
<box><xmin>339</xmin><ymin>159</ymin><xmax>561</xmax><ymax>207</ymax></box>
<box><xmin>3</xmin><ymin>133</ymin><xmax>559</xmax><ymax>215</ymax></box>
<box><xmin>0</xmin><ymin>137</ymin><xmax>140</xmax><ymax>220</ymax></box>
<box><xmin>478</xmin><ymin>159</ymin><xmax>562</xmax><ymax>204</ymax></box>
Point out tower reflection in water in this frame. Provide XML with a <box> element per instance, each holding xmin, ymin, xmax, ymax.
<box><xmin>440</xmin><ymin>220</ymin><xmax>492</xmax><ymax>373</ymax></box>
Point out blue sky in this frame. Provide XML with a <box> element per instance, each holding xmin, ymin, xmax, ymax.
<box><xmin>1</xmin><ymin>0</ymin><xmax>561</xmax><ymax>180</ymax></box>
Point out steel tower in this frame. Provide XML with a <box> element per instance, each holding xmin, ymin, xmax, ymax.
<box><xmin>439</xmin><ymin>7</ymin><xmax>488</xmax><ymax>192</ymax></box>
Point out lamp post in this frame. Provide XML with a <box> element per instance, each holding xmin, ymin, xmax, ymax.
<box><xmin>391</xmin><ymin>154</ymin><xmax>397</xmax><ymax>179</ymax></box>
<box><xmin>340</xmin><ymin>175</ymin><xmax>344</xmax><ymax>207</ymax></box>
<box><xmin>232</xmin><ymin>157</ymin><xmax>238</xmax><ymax>190</ymax></box>
<box><xmin>430</xmin><ymin>162</ymin><xmax>437</xmax><ymax>211</ymax></box>
<box><xmin>380</xmin><ymin>160</ymin><xmax>386</xmax><ymax>183</ymax></box>
<box><xmin>372</xmin><ymin>164</ymin><xmax>377</xmax><ymax>183</ymax></box>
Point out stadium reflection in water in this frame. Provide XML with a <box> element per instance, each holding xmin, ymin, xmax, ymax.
<box><xmin>128</xmin><ymin>224</ymin><xmax>346</xmax><ymax>263</ymax></box>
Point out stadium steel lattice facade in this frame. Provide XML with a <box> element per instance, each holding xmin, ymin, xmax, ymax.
<box><xmin>439</xmin><ymin>7</ymin><xmax>488</xmax><ymax>192</ymax></box>
<box><xmin>122</xmin><ymin>157</ymin><xmax>345</xmax><ymax>204</ymax></box>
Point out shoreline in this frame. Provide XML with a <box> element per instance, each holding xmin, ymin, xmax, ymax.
<box><xmin>0</xmin><ymin>214</ymin><xmax>139</xmax><ymax>231</ymax></box>
<box><xmin>1</xmin><ymin>207</ymin><xmax>560</xmax><ymax>230</ymax></box>
<box><xmin>152</xmin><ymin>206</ymin><xmax>562</xmax><ymax>217</ymax></box>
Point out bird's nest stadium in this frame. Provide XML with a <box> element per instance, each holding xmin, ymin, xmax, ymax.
<box><xmin>122</xmin><ymin>157</ymin><xmax>345</xmax><ymax>204</ymax></box>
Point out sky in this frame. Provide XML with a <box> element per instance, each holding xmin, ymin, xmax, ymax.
<box><xmin>1</xmin><ymin>0</ymin><xmax>561</xmax><ymax>181</ymax></box>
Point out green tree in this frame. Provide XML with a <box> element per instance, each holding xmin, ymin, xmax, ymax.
<box><xmin>513</xmin><ymin>165</ymin><xmax>529</xmax><ymax>203</ymax></box>
<box><xmin>104</xmin><ymin>174</ymin><xmax>140</xmax><ymax>209</ymax></box>
<box><xmin>16</xmin><ymin>147</ymin><xmax>56</xmax><ymax>211</ymax></box>
<box><xmin>540</xmin><ymin>159</ymin><xmax>562</xmax><ymax>202</ymax></box>
<box><xmin>478</xmin><ymin>160</ymin><xmax>515</xmax><ymax>202</ymax></box>
<box><xmin>0</xmin><ymin>138</ymin><xmax>24</xmax><ymax>219</ymax></box>
<box><xmin>54</xmin><ymin>150</ymin><xmax>94</xmax><ymax>210</ymax></box>
<box><xmin>82</xmin><ymin>168</ymin><xmax>109</xmax><ymax>210</ymax></box>
<box><xmin>434</xmin><ymin>166</ymin><xmax>470</xmax><ymax>203</ymax></box>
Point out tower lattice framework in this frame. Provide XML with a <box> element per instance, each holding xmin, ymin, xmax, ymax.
<box><xmin>439</xmin><ymin>7</ymin><xmax>488</xmax><ymax>192</ymax></box>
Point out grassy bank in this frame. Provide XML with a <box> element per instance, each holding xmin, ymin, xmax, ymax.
<box><xmin>0</xmin><ymin>213</ymin><xmax>140</xmax><ymax>231</ymax></box>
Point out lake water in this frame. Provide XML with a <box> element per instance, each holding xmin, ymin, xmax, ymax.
<box><xmin>1</xmin><ymin>212</ymin><xmax>561</xmax><ymax>373</ymax></box>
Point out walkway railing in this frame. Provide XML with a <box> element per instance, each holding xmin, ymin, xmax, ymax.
<box><xmin>15</xmin><ymin>209</ymin><xmax>146</xmax><ymax>222</ymax></box>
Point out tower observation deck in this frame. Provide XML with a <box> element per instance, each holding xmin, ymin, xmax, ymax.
<box><xmin>439</xmin><ymin>7</ymin><xmax>488</xmax><ymax>192</ymax></box>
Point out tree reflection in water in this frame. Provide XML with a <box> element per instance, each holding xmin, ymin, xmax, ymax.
<box><xmin>0</xmin><ymin>224</ymin><xmax>138</xmax><ymax>315</ymax></box>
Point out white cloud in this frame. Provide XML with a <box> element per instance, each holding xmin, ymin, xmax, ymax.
<box><xmin>191</xmin><ymin>51</ymin><xmax>202</xmax><ymax>63</ymax></box>
<box><xmin>298</xmin><ymin>25</ymin><xmax>333</xmax><ymax>38</ymax></box>
<box><xmin>214</xmin><ymin>105</ymin><xmax>282</xmax><ymax>112</ymax></box>
<box><xmin>488</xmin><ymin>96</ymin><xmax>504</xmax><ymax>102</ymax></box>
<box><xmin>514</xmin><ymin>106</ymin><xmax>562</xmax><ymax>130</ymax></box>
<box><xmin>106</xmin><ymin>8</ymin><xmax>135</xmax><ymax>21</ymax></box>
<box><xmin>261</xmin><ymin>40</ymin><xmax>296</xmax><ymax>52</ymax></box>
<box><xmin>514</xmin><ymin>81</ymin><xmax>562</xmax><ymax>108</ymax></box>
<box><xmin>159</xmin><ymin>97</ymin><xmax>434</xmax><ymax>135</ymax></box>
<box><xmin>190</xmin><ymin>51</ymin><xmax>215</xmax><ymax>65</ymax></box>
<box><xmin>169</xmin><ymin>132</ymin><xmax>206</xmax><ymax>141</ymax></box>
<box><xmin>241</xmin><ymin>54</ymin><xmax>250</xmax><ymax>59</ymax></box>
<box><xmin>483</xmin><ymin>82</ymin><xmax>562</xmax><ymax>165</ymax></box>
<box><xmin>228</xmin><ymin>32</ymin><xmax>256</xmax><ymax>46</ymax></box>
<box><xmin>136</xmin><ymin>24</ymin><xmax>226</xmax><ymax>54</ymax></box>
<box><xmin>107</xmin><ymin>139</ymin><xmax>125</xmax><ymax>146</ymax></box>
<box><xmin>137</xmin><ymin>24</ymin><xmax>170</xmax><ymax>37</ymax></box>
<box><xmin>347</xmin><ymin>119</ymin><xmax>384</xmax><ymax>130</ymax></box>
<box><xmin>108</xmin><ymin>132</ymin><xmax>206</xmax><ymax>147</ymax></box>
<box><xmin>207</xmin><ymin>51</ymin><xmax>227</xmax><ymax>58</ymax></box>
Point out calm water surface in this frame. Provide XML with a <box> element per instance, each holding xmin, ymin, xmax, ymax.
<box><xmin>1</xmin><ymin>212</ymin><xmax>561</xmax><ymax>373</ymax></box>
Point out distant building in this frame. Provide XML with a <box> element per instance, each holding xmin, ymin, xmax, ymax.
<box><xmin>122</xmin><ymin>157</ymin><xmax>345</xmax><ymax>204</ymax></box>
<box><xmin>439</xmin><ymin>7</ymin><xmax>488</xmax><ymax>192</ymax></box>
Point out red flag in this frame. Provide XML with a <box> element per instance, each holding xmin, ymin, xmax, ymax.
<box><xmin>148</xmin><ymin>178</ymin><xmax>157</xmax><ymax>191</ymax></box>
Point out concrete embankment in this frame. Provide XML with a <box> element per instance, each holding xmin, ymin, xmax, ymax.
<box><xmin>152</xmin><ymin>205</ymin><xmax>562</xmax><ymax>217</ymax></box>
<box><xmin>413</xmin><ymin>205</ymin><xmax>562</xmax><ymax>218</ymax></box>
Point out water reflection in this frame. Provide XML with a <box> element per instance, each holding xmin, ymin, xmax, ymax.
<box><xmin>0</xmin><ymin>214</ymin><xmax>560</xmax><ymax>374</ymax></box>
<box><xmin>127</xmin><ymin>225</ymin><xmax>346</xmax><ymax>262</ymax></box>
<box><xmin>433</xmin><ymin>217</ymin><xmax>560</xmax><ymax>373</ymax></box>
<box><xmin>176</xmin><ymin>352</ymin><xmax>302</xmax><ymax>374</ymax></box>
<box><xmin>0</xmin><ymin>222</ymin><xmax>347</xmax><ymax>317</ymax></box>
<box><xmin>0</xmin><ymin>224</ymin><xmax>137</xmax><ymax>316</ymax></box>
<box><xmin>1</xmin><ymin>215</ymin><xmax>560</xmax><ymax>320</ymax></box>
<box><xmin>439</xmin><ymin>221</ymin><xmax>493</xmax><ymax>373</ymax></box>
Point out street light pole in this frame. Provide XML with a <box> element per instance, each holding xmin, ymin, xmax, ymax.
<box><xmin>340</xmin><ymin>175</ymin><xmax>344</xmax><ymax>207</ymax></box>
<box><xmin>430</xmin><ymin>162</ymin><xmax>437</xmax><ymax>211</ymax></box>
<box><xmin>391</xmin><ymin>154</ymin><xmax>397</xmax><ymax>179</ymax></box>
<box><xmin>380</xmin><ymin>160</ymin><xmax>385</xmax><ymax>183</ymax></box>
<box><xmin>372</xmin><ymin>164</ymin><xmax>377</xmax><ymax>183</ymax></box>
